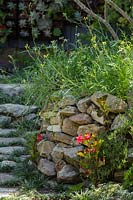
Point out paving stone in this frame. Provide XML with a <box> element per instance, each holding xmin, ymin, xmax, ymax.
<box><xmin>0</xmin><ymin>116</ymin><xmax>11</xmax><ymax>128</ymax></box>
<box><xmin>0</xmin><ymin>187</ymin><xmax>18</xmax><ymax>198</ymax></box>
<box><xmin>0</xmin><ymin>137</ymin><xmax>26</xmax><ymax>146</ymax></box>
<box><xmin>0</xmin><ymin>173</ymin><xmax>17</xmax><ymax>185</ymax></box>
<box><xmin>0</xmin><ymin>104</ymin><xmax>38</xmax><ymax>117</ymax></box>
<box><xmin>0</xmin><ymin>160</ymin><xmax>16</xmax><ymax>168</ymax></box>
<box><xmin>0</xmin><ymin>146</ymin><xmax>25</xmax><ymax>155</ymax></box>
<box><xmin>0</xmin><ymin>84</ymin><xmax>25</xmax><ymax>97</ymax></box>
<box><xmin>0</xmin><ymin>129</ymin><xmax>17</xmax><ymax>137</ymax></box>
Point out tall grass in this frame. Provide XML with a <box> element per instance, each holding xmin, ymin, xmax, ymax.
<box><xmin>24</xmin><ymin>37</ymin><xmax>133</xmax><ymax>106</ymax></box>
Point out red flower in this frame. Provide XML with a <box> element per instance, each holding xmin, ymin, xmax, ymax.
<box><xmin>76</xmin><ymin>134</ymin><xmax>84</xmax><ymax>144</ymax></box>
<box><xmin>84</xmin><ymin>132</ymin><xmax>91</xmax><ymax>140</ymax></box>
<box><xmin>36</xmin><ymin>133</ymin><xmax>43</xmax><ymax>142</ymax></box>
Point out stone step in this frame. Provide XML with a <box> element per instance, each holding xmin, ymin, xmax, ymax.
<box><xmin>0</xmin><ymin>146</ymin><xmax>25</xmax><ymax>155</ymax></box>
<box><xmin>0</xmin><ymin>161</ymin><xmax>17</xmax><ymax>169</ymax></box>
<box><xmin>0</xmin><ymin>128</ymin><xmax>18</xmax><ymax>137</ymax></box>
<box><xmin>0</xmin><ymin>115</ymin><xmax>11</xmax><ymax>128</ymax></box>
<box><xmin>0</xmin><ymin>83</ymin><xmax>25</xmax><ymax>97</ymax></box>
<box><xmin>0</xmin><ymin>173</ymin><xmax>18</xmax><ymax>185</ymax></box>
<box><xmin>0</xmin><ymin>187</ymin><xmax>18</xmax><ymax>198</ymax></box>
<box><xmin>0</xmin><ymin>137</ymin><xmax>26</xmax><ymax>146</ymax></box>
<box><xmin>0</xmin><ymin>104</ymin><xmax>38</xmax><ymax>117</ymax></box>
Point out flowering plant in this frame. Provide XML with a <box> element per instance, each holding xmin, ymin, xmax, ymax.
<box><xmin>76</xmin><ymin>132</ymin><xmax>105</xmax><ymax>186</ymax></box>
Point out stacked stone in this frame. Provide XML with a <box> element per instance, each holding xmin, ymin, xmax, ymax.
<box><xmin>37</xmin><ymin>91</ymin><xmax>133</xmax><ymax>183</ymax></box>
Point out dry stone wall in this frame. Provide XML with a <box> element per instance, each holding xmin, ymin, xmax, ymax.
<box><xmin>37</xmin><ymin>91</ymin><xmax>133</xmax><ymax>183</ymax></box>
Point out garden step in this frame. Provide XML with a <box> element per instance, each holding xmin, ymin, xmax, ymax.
<box><xmin>0</xmin><ymin>154</ymin><xmax>10</xmax><ymax>161</ymax></box>
<box><xmin>0</xmin><ymin>173</ymin><xmax>18</xmax><ymax>185</ymax></box>
<box><xmin>0</xmin><ymin>137</ymin><xmax>26</xmax><ymax>146</ymax></box>
<box><xmin>0</xmin><ymin>104</ymin><xmax>38</xmax><ymax>117</ymax></box>
<box><xmin>0</xmin><ymin>160</ymin><xmax>17</xmax><ymax>169</ymax></box>
<box><xmin>0</xmin><ymin>146</ymin><xmax>25</xmax><ymax>155</ymax></box>
<box><xmin>0</xmin><ymin>83</ymin><xmax>25</xmax><ymax>97</ymax></box>
<box><xmin>0</xmin><ymin>187</ymin><xmax>18</xmax><ymax>198</ymax></box>
<box><xmin>0</xmin><ymin>128</ymin><xmax>18</xmax><ymax>137</ymax></box>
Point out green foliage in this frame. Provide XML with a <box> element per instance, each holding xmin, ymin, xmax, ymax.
<box><xmin>24</xmin><ymin>37</ymin><xmax>133</xmax><ymax>106</ymax></box>
<box><xmin>124</xmin><ymin>165</ymin><xmax>133</xmax><ymax>191</ymax></box>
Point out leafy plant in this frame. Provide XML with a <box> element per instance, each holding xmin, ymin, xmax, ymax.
<box><xmin>123</xmin><ymin>165</ymin><xmax>133</xmax><ymax>191</ymax></box>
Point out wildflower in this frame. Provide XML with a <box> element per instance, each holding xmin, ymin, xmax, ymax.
<box><xmin>76</xmin><ymin>134</ymin><xmax>84</xmax><ymax>144</ymax></box>
<box><xmin>84</xmin><ymin>132</ymin><xmax>91</xmax><ymax>140</ymax></box>
<box><xmin>36</xmin><ymin>133</ymin><xmax>43</xmax><ymax>142</ymax></box>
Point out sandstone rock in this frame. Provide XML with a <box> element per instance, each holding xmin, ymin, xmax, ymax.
<box><xmin>47</xmin><ymin>125</ymin><xmax>61</xmax><ymax>132</ymax></box>
<box><xmin>41</xmin><ymin>111</ymin><xmax>57</xmax><ymax>120</ymax></box>
<box><xmin>0</xmin><ymin>104</ymin><xmax>38</xmax><ymax>117</ymax></box>
<box><xmin>60</xmin><ymin>106</ymin><xmax>78</xmax><ymax>116</ymax></box>
<box><xmin>55</xmin><ymin>160</ymin><xmax>66</xmax><ymax>172</ymax></box>
<box><xmin>0</xmin><ymin>84</ymin><xmax>25</xmax><ymax>97</ymax></box>
<box><xmin>111</xmin><ymin>114</ymin><xmax>128</xmax><ymax>130</ymax></box>
<box><xmin>62</xmin><ymin>118</ymin><xmax>79</xmax><ymax>136</ymax></box>
<box><xmin>57</xmin><ymin>164</ymin><xmax>79</xmax><ymax>183</ymax></box>
<box><xmin>0</xmin><ymin>128</ymin><xmax>17</xmax><ymax>137</ymax></box>
<box><xmin>46</xmin><ymin>132</ymin><xmax>73</xmax><ymax>145</ymax></box>
<box><xmin>127</xmin><ymin>90</ymin><xmax>133</xmax><ymax>109</ymax></box>
<box><xmin>50</xmin><ymin>113</ymin><xmax>61</xmax><ymax>125</ymax></box>
<box><xmin>106</xmin><ymin>95</ymin><xmax>128</xmax><ymax>113</ymax></box>
<box><xmin>77</xmin><ymin>124</ymin><xmax>105</xmax><ymax>135</ymax></box>
<box><xmin>58</xmin><ymin>95</ymin><xmax>76</xmax><ymax>108</ymax></box>
<box><xmin>41</xmin><ymin>121</ymin><xmax>50</xmax><ymax>131</ymax></box>
<box><xmin>87</xmin><ymin>104</ymin><xmax>97</xmax><ymax>115</ymax></box>
<box><xmin>38</xmin><ymin>158</ymin><xmax>56</xmax><ymax>177</ymax></box>
<box><xmin>77</xmin><ymin>97</ymin><xmax>91</xmax><ymax>112</ymax></box>
<box><xmin>51</xmin><ymin>144</ymin><xmax>66</xmax><ymax>162</ymax></box>
<box><xmin>64</xmin><ymin>146</ymin><xmax>83</xmax><ymax>167</ymax></box>
<box><xmin>69</xmin><ymin>113</ymin><xmax>92</xmax><ymax>125</ymax></box>
<box><xmin>91</xmin><ymin>92</ymin><xmax>128</xmax><ymax>113</ymax></box>
<box><xmin>0</xmin><ymin>116</ymin><xmax>11</xmax><ymax>128</ymax></box>
<box><xmin>37</xmin><ymin>141</ymin><xmax>55</xmax><ymax>159</ymax></box>
<box><xmin>90</xmin><ymin>110</ymin><xmax>105</xmax><ymax>125</ymax></box>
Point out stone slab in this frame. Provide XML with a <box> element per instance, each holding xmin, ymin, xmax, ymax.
<box><xmin>0</xmin><ymin>146</ymin><xmax>25</xmax><ymax>155</ymax></box>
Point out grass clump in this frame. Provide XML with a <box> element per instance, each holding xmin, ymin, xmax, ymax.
<box><xmin>23</xmin><ymin>38</ymin><xmax>133</xmax><ymax>107</ymax></box>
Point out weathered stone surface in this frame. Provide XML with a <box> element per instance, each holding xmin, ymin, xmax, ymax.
<box><xmin>57</xmin><ymin>164</ymin><xmax>79</xmax><ymax>183</ymax></box>
<box><xmin>41</xmin><ymin>121</ymin><xmax>50</xmax><ymax>131</ymax></box>
<box><xmin>0</xmin><ymin>154</ymin><xmax>10</xmax><ymax>161</ymax></box>
<box><xmin>58</xmin><ymin>95</ymin><xmax>76</xmax><ymax>108</ymax></box>
<box><xmin>128</xmin><ymin>148</ymin><xmax>133</xmax><ymax>165</ymax></box>
<box><xmin>55</xmin><ymin>160</ymin><xmax>66</xmax><ymax>172</ymax></box>
<box><xmin>0</xmin><ymin>161</ymin><xmax>16</xmax><ymax>168</ymax></box>
<box><xmin>0</xmin><ymin>173</ymin><xmax>17</xmax><ymax>184</ymax></box>
<box><xmin>0</xmin><ymin>104</ymin><xmax>38</xmax><ymax>117</ymax></box>
<box><xmin>0</xmin><ymin>129</ymin><xmax>17</xmax><ymax>137</ymax></box>
<box><xmin>127</xmin><ymin>90</ymin><xmax>133</xmax><ymax>109</ymax></box>
<box><xmin>47</xmin><ymin>132</ymin><xmax>73</xmax><ymax>145</ymax></box>
<box><xmin>90</xmin><ymin>110</ymin><xmax>105</xmax><ymax>125</ymax></box>
<box><xmin>38</xmin><ymin>158</ymin><xmax>56</xmax><ymax>177</ymax></box>
<box><xmin>60</xmin><ymin>106</ymin><xmax>78</xmax><ymax>117</ymax></box>
<box><xmin>77</xmin><ymin>124</ymin><xmax>105</xmax><ymax>135</ymax></box>
<box><xmin>62</xmin><ymin>118</ymin><xmax>79</xmax><ymax>136</ymax></box>
<box><xmin>91</xmin><ymin>92</ymin><xmax>128</xmax><ymax>113</ymax></box>
<box><xmin>114</xmin><ymin>171</ymin><xmax>125</xmax><ymax>182</ymax></box>
<box><xmin>50</xmin><ymin>113</ymin><xmax>61</xmax><ymax>125</ymax></box>
<box><xmin>64</xmin><ymin>146</ymin><xmax>83</xmax><ymax>167</ymax></box>
<box><xmin>37</xmin><ymin>141</ymin><xmax>55</xmax><ymax>159</ymax></box>
<box><xmin>0</xmin><ymin>187</ymin><xmax>18</xmax><ymax>198</ymax></box>
<box><xmin>0</xmin><ymin>137</ymin><xmax>26</xmax><ymax>146</ymax></box>
<box><xmin>69</xmin><ymin>113</ymin><xmax>92</xmax><ymax>125</ymax></box>
<box><xmin>77</xmin><ymin>97</ymin><xmax>91</xmax><ymax>113</ymax></box>
<box><xmin>51</xmin><ymin>143</ymin><xmax>67</xmax><ymax>162</ymax></box>
<box><xmin>47</xmin><ymin>125</ymin><xmax>61</xmax><ymax>133</ymax></box>
<box><xmin>86</xmin><ymin>104</ymin><xmax>97</xmax><ymax>115</ymax></box>
<box><xmin>0</xmin><ymin>146</ymin><xmax>25</xmax><ymax>155</ymax></box>
<box><xmin>41</xmin><ymin>111</ymin><xmax>56</xmax><ymax>120</ymax></box>
<box><xmin>111</xmin><ymin>114</ymin><xmax>128</xmax><ymax>130</ymax></box>
<box><xmin>0</xmin><ymin>116</ymin><xmax>11</xmax><ymax>128</ymax></box>
<box><xmin>24</xmin><ymin>113</ymin><xmax>36</xmax><ymax>122</ymax></box>
<box><xmin>0</xmin><ymin>84</ymin><xmax>25</xmax><ymax>97</ymax></box>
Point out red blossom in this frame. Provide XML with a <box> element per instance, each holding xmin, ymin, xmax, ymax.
<box><xmin>76</xmin><ymin>134</ymin><xmax>84</xmax><ymax>144</ymax></box>
<box><xmin>36</xmin><ymin>133</ymin><xmax>43</xmax><ymax>142</ymax></box>
<box><xmin>84</xmin><ymin>132</ymin><xmax>91</xmax><ymax>140</ymax></box>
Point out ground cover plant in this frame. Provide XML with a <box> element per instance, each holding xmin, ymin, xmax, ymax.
<box><xmin>23</xmin><ymin>36</ymin><xmax>133</xmax><ymax>107</ymax></box>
